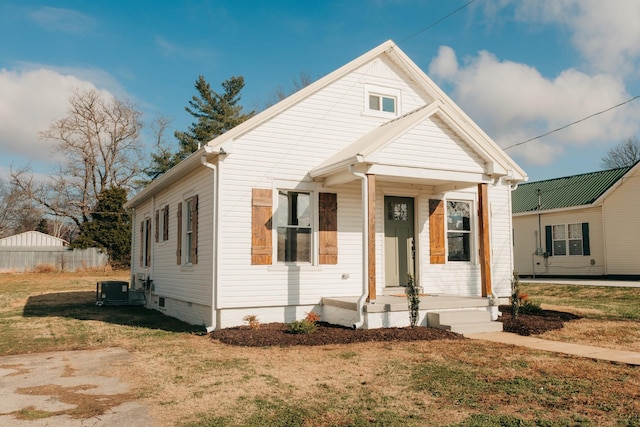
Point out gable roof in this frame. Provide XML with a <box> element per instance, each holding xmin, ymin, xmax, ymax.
<box><xmin>512</xmin><ymin>164</ymin><xmax>636</xmax><ymax>214</ymax></box>
<box><xmin>0</xmin><ymin>231</ymin><xmax>68</xmax><ymax>247</ymax></box>
<box><xmin>127</xmin><ymin>40</ymin><xmax>526</xmax><ymax>208</ymax></box>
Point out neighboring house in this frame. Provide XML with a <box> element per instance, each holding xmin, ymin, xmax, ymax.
<box><xmin>512</xmin><ymin>162</ymin><xmax>640</xmax><ymax>278</ymax></box>
<box><xmin>124</xmin><ymin>40</ymin><xmax>527</xmax><ymax>331</ymax></box>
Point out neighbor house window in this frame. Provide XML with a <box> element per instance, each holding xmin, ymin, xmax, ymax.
<box><xmin>551</xmin><ymin>223</ymin><xmax>584</xmax><ymax>256</ymax></box>
<box><xmin>176</xmin><ymin>196</ymin><xmax>198</xmax><ymax>265</ymax></box>
<box><xmin>446</xmin><ymin>201</ymin><xmax>471</xmax><ymax>262</ymax></box>
<box><xmin>277</xmin><ymin>190</ymin><xmax>311</xmax><ymax>263</ymax></box>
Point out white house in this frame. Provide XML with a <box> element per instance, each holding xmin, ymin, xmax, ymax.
<box><xmin>125</xmin><ymin>41</ymin><xmax>527</xmax><ymax>331</ymax></box>
<box><xmin>512</xmin><ymin>162</ymin><xmax>640</xmax><ymax>278</ymax></box>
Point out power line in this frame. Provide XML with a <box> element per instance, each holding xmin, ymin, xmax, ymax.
<box><xmin>399</xmin><ymin>0</ymin><xmax>477</xmax><ymax>44</ymax></box>
<box><xmin>504</xmin><ymin>94</ymin><xmax>640</xmax><ymax>151</ymax></box>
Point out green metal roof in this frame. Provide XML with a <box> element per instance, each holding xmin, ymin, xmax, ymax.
<box><xmin>512</xmin><ymin>166</ymin><xmax>632</xmax><ymax>214</ymax></box>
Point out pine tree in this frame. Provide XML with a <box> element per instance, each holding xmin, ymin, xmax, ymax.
<box><xmin>174</xmin><ymin>75</ymin><xmax>254</xmax><ymax>162</ymax></box>
<box><xmin>71</xmin><ymin>187</ymin><xmax>131</xmax><ymax>268</ymax></box>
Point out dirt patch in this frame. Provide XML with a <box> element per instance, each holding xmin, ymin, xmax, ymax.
<box><xmin>210</xmin><ymin>309</ymin><xmax>579</xmax><ymax>346</ymax></box>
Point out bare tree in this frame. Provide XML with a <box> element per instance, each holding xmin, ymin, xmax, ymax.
<box><xmin>11</xmin><ymin>88</ymin><xmax>144</xmax><ymax>229</ymax></box>
<box><xmin>263</xmin><ymin>71</ymin><xmax>314</xmax><ymax>108</ymax></box>
<box><xmin>601</xmin><ymin>136</ymin><xmax>640</xmax><ymax>169</ymax></box>
<box><xmin>0</xmin><ymin>177</ymin><xmax>45</xmax><ymax>238</ymax></box>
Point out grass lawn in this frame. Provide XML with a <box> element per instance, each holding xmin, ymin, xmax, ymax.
<box><xmin>1</xmin><ymin>272</ymin><xmax>639</xmax><ymax>426</ymax></box>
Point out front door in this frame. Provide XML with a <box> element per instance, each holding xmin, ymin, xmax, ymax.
<box><xmin>384</xmin><ymin>196</ymin><xmax>415</xmax><ymax>287</ymax></box>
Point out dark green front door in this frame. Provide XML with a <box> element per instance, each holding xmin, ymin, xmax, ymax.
<box><xmin>384</xmin><ymin>196</ymin><xmax>415</xmax><ymax>287</ymax></box>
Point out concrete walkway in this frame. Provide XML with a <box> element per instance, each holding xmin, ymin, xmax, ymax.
<box><xmin>467</xmin><ymin>332</ymin><xmax>640</xmax><ymax>366</ymax></box>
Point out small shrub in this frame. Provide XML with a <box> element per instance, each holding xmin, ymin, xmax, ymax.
<box><xmin>520</xmin><ymin>300</ymin><xmax>543</xmax><ymax>315</ymax></box>
<box><xmin>287</xmin><ymin>319</ymin><xmax>317</xmax><ymax>334</ymax></box>
<box><xmin>242</xmin><ymin>314</ymin><xmax>260</xmax><ymax>330</ymax></box>
<box><xmin>305</xmin><ymin>311</ymin><xmax>320</xmax><ymax>323</ymax></box>
<box><xmin>405</xmin><ymin>274</ymin><xmax>420</xmax><ymax>327</ymax></box>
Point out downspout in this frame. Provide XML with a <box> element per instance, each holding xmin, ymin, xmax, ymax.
<box><xmin>200</xmin><ymin>151</ymin><xmax>220</xmax><ymax>333</ymax></box>
<box><xmin>349</xmin><ymin>162</ymin><xmax>368</xmax><ymax>329</ymax></box>
<box><xmin>129</xmin><ymin>207</ymin><xmax>136</xmax><ymax>288</ymax></box>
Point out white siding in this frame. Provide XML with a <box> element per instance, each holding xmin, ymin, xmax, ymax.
<box><xmin>131</xmin><ymin>167</ymin><xmax>214</xmax><ymax>326</ymax></box>
<box><xmin>513</xmin><ymin>207</ymin><xmax>604</xmax><ymax>276</ymax></box>
<box><xmin>379</xmin><ymin>116</ymin><xmax>486</xmax><ymax>172</ymax></box>
<box><xmin>602</xmin><ymin>167</ymin><xmax>640</xmax><ymax>275</ymax></box>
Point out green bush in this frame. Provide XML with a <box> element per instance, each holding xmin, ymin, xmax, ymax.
<box><xmin>287</xmin><ymin>319</ymin><xmax>317</xmax><ymax>334</ymax></box>
<box><xmin>519</xmin><ymin>300</ymin><xmax>543</xmax><ymax>315</ymax></box>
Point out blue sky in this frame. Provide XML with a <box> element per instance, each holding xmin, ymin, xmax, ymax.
<box><xmin>1</xmin><ymin>0</ymin><xmax>640</xmax><ymax>182</ymax></box>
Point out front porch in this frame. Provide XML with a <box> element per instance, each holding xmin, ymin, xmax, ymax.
<box><xmin>322</xmin><ymin>292</ymin><xmax>503</xmax><ymax>334</ymax></box>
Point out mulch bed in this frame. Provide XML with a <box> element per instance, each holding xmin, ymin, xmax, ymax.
<box><xmin>498</xmin><ymin>305</ymin><xmax>580</xmax><ymax>336</ymax></box>
<box><xmin>209</xmin><ymin>308</ymin><xmax>581</xmax><ymax>347</ymax></box>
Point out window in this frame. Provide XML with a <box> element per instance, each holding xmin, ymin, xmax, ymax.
<box><xmin>176</xmin><ymin>196</ymin><xmax>198</xmax><ymax>265</ymax></box>
<box><xmin>550</xmin><ymin>223</ymin><xmax>585</xmax><ymax>256</ymax></box>
<box><xmin>140</xmin><ymin>217</ymin><xmax>151</xmax><ymax>267</ymax></box>
<box><xmin>277</xmin><ymin>190</ymin><xmax>311</xmax><ymax>263</ymax></box>
<box><xmin>446</xmin><ymin>201</ymin><xmax>471</xmax><ymax>262</ymax></box>
<box><xmin>364</xmin><ymin>84</ymin><xmax>400</xmax><ymax>117</ymax></box>
<box><xmin>369</xmin><ymin>94</ymin><xmax>396</xmax><ymax>113</ymax></box>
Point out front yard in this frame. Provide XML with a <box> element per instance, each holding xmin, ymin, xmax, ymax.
<box><xmin>1</xmin><ymin>272</ymin><xmax>639</xmax><ymax>426</ymax></box>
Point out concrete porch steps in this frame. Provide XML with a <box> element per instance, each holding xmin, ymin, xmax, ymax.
<box><xmin>427</xmin><ymin>310</ymin><xmax>503</xmax><ymax>335</ymax></box>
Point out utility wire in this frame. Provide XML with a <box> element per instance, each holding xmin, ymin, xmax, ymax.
<box><xmin>504</xmin><ymin>94</ymin><xmax>640</xmax><ymax>151</ymax></box>
<box><xmin>399</xmin><ymin>0</ymin><xmax>476</xmax><ymax>44</ymax></box>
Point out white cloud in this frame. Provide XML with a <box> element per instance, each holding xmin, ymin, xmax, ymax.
<box><xmin>28</xmin><ymin>6</ymin><xmax>95</xmax><ymax>34</ymax></box>
<box><xmin>505</xmin><ymin>0</ymin><xmax>640</xmax><ymax>77</ymax></box>
<box><xmin>429</xmin><ymin>47</ymin><xmax>640</xmax><ymax>166</ymax></box>
<box><xmin>0</xmin><ymin>68</ymin><xmax>115</xmax><ymax>169</ymax></box>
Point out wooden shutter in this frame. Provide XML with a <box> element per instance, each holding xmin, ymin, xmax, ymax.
<box><xmin>582</xmin><ymin>222</ymin><xmax>590</xmax><ymax>256</ymax></box>
<box><xmin>545</xmin><ymin>225</ymin><xmax>553</xmax><ymax>256</ymax></box>
<box><xmin>163</xmin><ymin>205</ymin><xmax>169</xmax><ymax>241</ymax></box>
<box><xmin>176</xmin><ymin>202</ymin><xmax>182</xmax><ymax>265</ymax></box>
<box><xmin>139</xmin><ymin>221</ymin><xmax>144</xmax><ymax>266</ymax></box>
<box><xmin>191</xmin><ymin>195</ymin><xmax>198</xmax><ymax>265</ymax></box>
<box><xmin>429</xmin><ymin>199</ymin><xmax>445</xmax><ymax>264</ymax></box>
<box><xmin>251</xmin><ymin>188</ymin><xmax>272</xmax><ymax>265</ymax></box>
<box><xmin>155</xmin><ymin>210</ymin><xmax>159</xmax><ymax>243</ymax></box>
<box><xmin>319</xmin><ymin>192</ymin><xmax>338</xmax><ymax>264</ymax></box>
<box><xmin>145</xmin><ymin>218</ymin><xmax>151</xmax><ymax>267</ymax></box>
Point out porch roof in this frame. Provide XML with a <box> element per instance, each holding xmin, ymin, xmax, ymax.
<box><xmin>309</xmin><ymin>101</ymin><xmax>525</xmax><ymax>190</ymax></box>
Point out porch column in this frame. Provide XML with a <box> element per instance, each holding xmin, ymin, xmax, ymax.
<box><xmin>478</xmin><ymin>183</ymin><xmax>492</xmax><ymax>297</ymax></box>
<box><xmin>367</xmin><ymin>174</ymin><xmax>376</xmax><ymax>301</ymax></box>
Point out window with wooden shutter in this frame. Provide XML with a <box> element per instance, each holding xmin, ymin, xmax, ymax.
<box><xmin>319</xmin><ymin>192</ymin><xmax>338</xmax><ymax>264</ymax></box>
<box><xmin>187</xmin><ymin>195</ymin><xmax>198</xmax><ymax>265</ymax></box>
<box><xmin>252</xmin><ymin>188</ymin><xmax>273</xmax><ymax>265</ymax></box>
<box><xmin>176</xmin><ymin>202</ymin><xmax>182</xmax><ymax>265</ymax></box>
<box><xmin>429</xmin><ymin>199</ymin><xmax>445</xmax><ymax>264</ymax></box>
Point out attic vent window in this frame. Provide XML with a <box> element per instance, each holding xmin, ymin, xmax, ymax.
<box><xmin>369</xmin><ymin>94</ymin><xmax>396</xmax><ymax>113</ymax></box>
<box><xmin>364</xmin><ymin>84</ymin><xmax>401</xmax><ymax>117</ymax></box>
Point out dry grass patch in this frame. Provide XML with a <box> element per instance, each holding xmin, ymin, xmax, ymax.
<box><xmin>2</xmin><ymin>273</ymin><xmax>640</xmax><ymax>426</ymax></box>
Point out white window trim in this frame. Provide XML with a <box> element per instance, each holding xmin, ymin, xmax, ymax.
<box><xmin>552</xmin><ymin>223</ymin><xmax>583</xmax><ymax>256</ymax></box>
<box><xmin>363</xmin><ymin>84</ymin><xmax>401</xmax><ymax>118</ymax></box>
<box><xmin>158</xmin><ymin>203</ymin><xmax>169</xmax><ymax>244</ymax></box>
<box><xmin>180</xmin><ymin>191</ymin><xmax>197</xmax><ymax>269</ymax></box>
<box><xmin>273</xmin><ymin>181</ymin><xmax>317</xmax><ymax>266</ymax></box>
<box><xmin>445</xmin><ymin>198</ymin><xmax>476</xmax><ymax>264</ymax></box>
